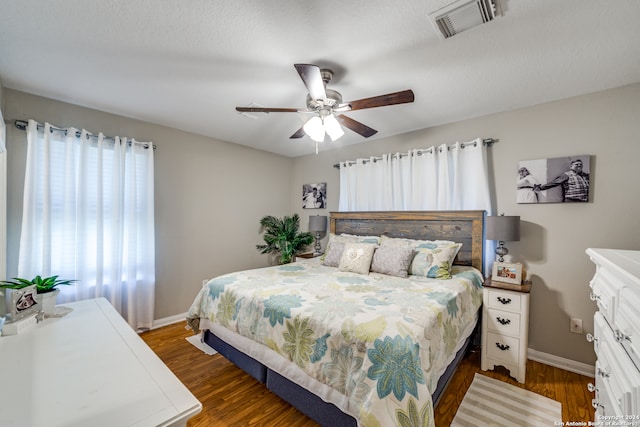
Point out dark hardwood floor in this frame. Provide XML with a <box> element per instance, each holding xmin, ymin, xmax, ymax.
<box><xmin>140</xmin><ymin>321</ymin><xmax>595</xmax><ymax>426</ymax></box>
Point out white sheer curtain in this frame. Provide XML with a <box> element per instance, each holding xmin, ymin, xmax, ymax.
<box><xmin>339</xmin><ymin>138</ymin><xmax>491</xmax><ymax>211</ymax></box>
<box><xmin>338</xmin><ymin>138</ymin><xmax>493</xmax><ymax>269</ymax></box>
<box><xmin>19</xmin><ymin>120</ymin><xmax>155</xmax><ymax>329</ymax></box>
<box><xmin>0</xmin><ymin>108</ymin><xmax>6</xmax><ymax>153</ymax></box>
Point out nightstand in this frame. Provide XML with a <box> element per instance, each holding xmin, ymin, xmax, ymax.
<box><xmin>296</xmin><ymin>252</ymin><xmax>322</xmax><ymax>259</ymax></box>
<box><xmin>481</xmin><ymin>278</ymin><xmax>531</xmax><ymax>384</ymax></box>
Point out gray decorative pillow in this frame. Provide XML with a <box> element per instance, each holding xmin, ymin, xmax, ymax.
<box><xmin>322</xmin><ymin>241</ymin><xmax>346</xmax><ymax>267</ymax></box>
<box><xmin>338</xmin><ymin>243</ymin><xmax>376</xmax><ymax>275</ymax></box>
<box><xmin>370</xmin><ymin>246</ymin><xmax>416</xmax><ymax>278</ymax></box>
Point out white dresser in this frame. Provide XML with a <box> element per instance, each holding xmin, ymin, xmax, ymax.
<box><xmin>587</xmin><ymin>248</ymin><xmax>640</xmax><ymax>418</ymax></box>
<box><xmin>0</xmin><ymin>298</ymin><xmax>202</xmax><ymax>427</ymax></box>
<box><xmin>481</xmin><ymin>278</ymin><xmax>531</xmax><ymax>384</ymax></box>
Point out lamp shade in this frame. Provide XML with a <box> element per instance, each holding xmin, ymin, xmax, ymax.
<box><xmin>309</xmin><ymin>215</ymin><xmax>327</xmax><ymax>233</ymax></box>
<box><xmin>324</xmin><ymin>114</ymin><xmax>344</xmax><ymax>141</ymax></box>
<box><xmin>486</xmin><ymin>215</ymin><xmax>520</xmax><ymax>242</ymax></box>
<box><xmin>303</xmin><ymin>116</ymin><xmax>325</xmax><ymax>142</ymax></box>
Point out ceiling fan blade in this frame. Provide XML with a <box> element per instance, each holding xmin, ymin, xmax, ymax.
<box><xmin>336</xmin><ymin>114</ymin><xmax>378</xmax><ymax>138</ymax></box>
<box><xmin>236</xmin><ymin>106</ymin><xmax>302</xmax><ymax>113</ymax></box>
<box><xmin>294</xmin><ymin>64</ymin><xmax>327</xmax><ymax>101</ymax></box>
<box><xmin>345</xmin><ymin>89</ymin><xmax>415</xmax><ymax>111</ymax></box>
<box><xmin>290</xmin><ymin>127</ymin><xmax>306</xmax><ymax>139</ymax></box>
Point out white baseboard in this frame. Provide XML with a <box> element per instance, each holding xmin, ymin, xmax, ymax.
<box><xmin>528</xmin><ymin>348</ymin><xmax>595</xmax><ymax>378</ymax></box>
<box><xmin>151</xmin><ymin>311</ymin><xmax>188</xmax><ymax>330</ymax></box>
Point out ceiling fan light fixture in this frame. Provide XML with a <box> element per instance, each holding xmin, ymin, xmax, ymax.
<box><xmin>303</xmin><ymin>116</ymin><xmax>325</xmax><ymax>142</ymax></box>
<box><xmin>236</xmin><ymin>63</ymin><xmax>415</xmax><ymax>147</ymax></box>
<box><xmin>324</xmin><ymin>114</ymin><xmax>344</xmax><ymax>141</ymax></box>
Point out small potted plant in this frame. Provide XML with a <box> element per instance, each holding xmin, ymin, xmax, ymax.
<box><xmin>0</xmin><ymin>275</ymin><xmax>76</xmax><ymax>315</ymax></box>
<box><xmin>256</xmin><ymin>214</ymin><xmax>314</xmax><ymax>264</ymax></box>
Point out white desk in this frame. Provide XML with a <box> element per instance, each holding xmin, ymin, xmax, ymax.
<box><xmin>0</xmin><ymin>298</ymin><xmax>201</xmax><ymax>427</ymax></box>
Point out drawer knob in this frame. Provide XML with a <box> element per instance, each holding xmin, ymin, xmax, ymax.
<box><xmin>495</xmin><ymin>342</ymin><xmax>510</xmax><ymax>351</ymax></box>
<box><xmin>587</xmin><ymin>383</ymin><xmax>597</xmax><ymax>393</ymax></box>
<box><xmin>614</xmin><ymin>329</ymin><xmax>631</xmax><ymax>343</ymax></box>
<box><xmin>496</xmin><ymin>317</ymin><xmax>511</xmax><ymax>325</ymax></box>
<box><xmin>597</xmin><ymin>367</ymin><xmax>610</xmax><ymax>378</ymax></box>
<box><xmin>589</xmin><ymin>292</ymin><xmax>600</xmax><ymax>302</ymax></box>
<box><xmin>586</xmin><ymin>333</ymin><xmax>597</xmax><ymax>343</ymax></box>
<box><xmin>497</xmin><ymin>296</ymin><xmax>512</xmax><ymax>305</ymax></box>
<box><xmin>592</xmin><ymin>399</ymin><xmax>603</xmax><ymax>410</ymax></box>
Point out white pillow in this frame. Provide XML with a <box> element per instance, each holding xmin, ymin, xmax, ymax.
<box><xmin>322</xmin><ymin>233</ymin><xmax>380</xmax><ymax>262</ymax></box>
<box><xmin>340</xmin><ymin>233</ymin><xmax>381</xmax><ymax>245</ymax></box>
<box><xmin>380</xmin><ymin>235</ymin><xmax>457</xmax><ymax>249</ymax></box>
<box><xmin>338</xmin><ymin>242</ymin><xmax>376</xmax><ymax>275</ymax></box>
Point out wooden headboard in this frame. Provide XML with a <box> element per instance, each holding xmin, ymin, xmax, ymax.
<box><xmin>330</xmin><ymin>210</ymin><xmax>486</xmax><ymax>274</ymax></box>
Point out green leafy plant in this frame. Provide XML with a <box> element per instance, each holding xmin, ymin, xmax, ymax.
<box><xmin>256</xmin><ymin>214</ymin><xmax>314</xmax><ymax>264</ymax></box>
<box><xmin>0</xmin><ymin>275</ymin><xmax>76</xmax><ymax>294</ymax></box>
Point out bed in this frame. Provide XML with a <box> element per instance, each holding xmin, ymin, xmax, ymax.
<box><xmin>187</xmin><ymin>210</ymin><xmax>486</xmax><ymax>427</ymax></box>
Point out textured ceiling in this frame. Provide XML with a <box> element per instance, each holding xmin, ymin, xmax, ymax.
<box><xmin>1</xmin><ymin>0</ymin><xmax>639</xmax><ymax>157</ymax></box>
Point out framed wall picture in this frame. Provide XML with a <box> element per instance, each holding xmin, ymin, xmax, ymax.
<box><xmin>491</xmin><ymin>262</ymin><xmax>523</xmax><ymax>285</ymax></box>
<box><xmin>517</xmin><ymin>155</ymin><xmax>590</xmax><ymax>203</ymax></box>
<box><xmin>302</xmin><ymin>183</ymin><xmax>327</xmax><ymax>209</ymax></box>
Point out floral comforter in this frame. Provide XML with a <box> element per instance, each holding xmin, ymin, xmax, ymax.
<box><xmin>187</xmin><ymin>258</ymin><xmax>483</xmax><ymax>427</ymax></box>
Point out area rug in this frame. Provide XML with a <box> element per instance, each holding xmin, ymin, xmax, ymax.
<box><xmin>451</xmin><ymin>373</ymin><xmax>562</xmax><ymax>427</ymax></box>
<box><xmin>186</xmin><ymin>334</ymin><xmax>218</xmax><ymax>356</ymax></box>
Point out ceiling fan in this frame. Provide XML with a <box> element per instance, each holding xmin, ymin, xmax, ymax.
<box><xmin>236</xmin><ymin>64</ymin><xmax>415</xmax><ymax>145</ymax></box>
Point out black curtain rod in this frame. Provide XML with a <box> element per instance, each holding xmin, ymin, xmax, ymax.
<box><xmin>333</xmin><ymin>138</ymin><xmax>497</xmax><ymax>169</ymax></box>
<box><xmin>14</xmin><ymin>119</ymin><xmax>156</xmax><ymax>150</ymax></box>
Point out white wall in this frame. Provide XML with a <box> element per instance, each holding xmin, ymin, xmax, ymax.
<box><xmin>4</xmin><ymin>83</ymin><xmax>639</xmax><ymax>365</ymax></box>
<box><xmin>4</xmin><ymin>89</ymin><xmax>293</xmax><ymax>319</ymax></box>
<box><xmin>290</xmin><ymin>83</ymin><xmax>640</xmax><ymax>365</ymax></box>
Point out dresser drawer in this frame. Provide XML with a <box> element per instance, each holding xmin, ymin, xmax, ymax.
<box><xmin>589</xmin><ymin>266</ymin><xmax>619</xmax><ymax>323</ymax></box>
<box><xmin>594</xmin><ymin>360</ymin><xmax>622</xmax><ymax>419</ymax></box>
<box><xmin>486</xmin><ymin>331</ymin><xmax>520</xmax><ymax>365</ymax></box>
<box><xmin>597</xmin><ymin>323</ymin><xmax>640</xmax><ymax>416</ymax></box>
<box><xmin>616</xmin><ymin>285</ymin><xmax>640</xmax><ymax>370</ymax></box>
<box><xmin>486</xmin><ymin>289</ymin><xmax>523</xmax><ymax>313</ymax></box>
<box><xmin>592</xmin><ymin>312</ymin><xmax>608</xmax><ymax>354</ymax></box>
<box><xmin>486</xmin><ymin>307</ymin><xmax>521</xmax><ymax>337</ymax></box>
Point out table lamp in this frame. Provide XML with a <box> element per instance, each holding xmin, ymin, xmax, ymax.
<box><xmin>486</xmin><ymin>214</ymin><xmax>520</xmax><ymax>262</ymax></box>
<box><xmin>309</xmin><ymin>215</ymin><xmax>327</xmax><ymax>255</ymax></box>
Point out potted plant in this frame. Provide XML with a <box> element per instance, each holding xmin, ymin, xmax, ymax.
<box><xmin>256</xmin><ymin>214</ymin><xmax>314</xmax><ymax>264</ymax></box>
<box><xmin>0</xmin><ymin>275</ymin><xmax>76</xmax><ymax>315</ymax></box>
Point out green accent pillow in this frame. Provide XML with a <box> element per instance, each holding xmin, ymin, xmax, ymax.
<box><xmin>409</xmin><ymin>243</ymin><xmax>462</xmax><ymax>279</ymax></box>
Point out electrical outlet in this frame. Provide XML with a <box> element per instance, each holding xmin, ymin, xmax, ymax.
<box><xmin>570</xmin><ymin>318</ymin><xmax>583</xmax><ymax>334</ymax></box>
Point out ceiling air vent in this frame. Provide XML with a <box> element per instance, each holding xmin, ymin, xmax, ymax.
<box><xmin>428</xmin><ymin>0</ymin><xmax>502</xmax><ymax>39</ymax></box>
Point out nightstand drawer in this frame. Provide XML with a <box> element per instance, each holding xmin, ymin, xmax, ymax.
<box><xmin>486</xmin><ymin>289</ymin><xmax>523</xmax><ymax>313</ymax></box>
<box><xmin>486</xmin><ymin>331</ymin><xmax>521</xmax><ymax>365</ymax></box>
<box><xmin>486</xmin><ymin>307</ymin><xmax>521</xmax><ymax>336</ymax></box>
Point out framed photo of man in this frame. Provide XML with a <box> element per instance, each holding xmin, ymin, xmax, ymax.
<box><xmin>517</xmin><ymin>155</ymin><xmax>590</xmax><ymax>203</ymax></box>
<box><xmin>302</xmin><ymin>183</ymin><xmax>327</xmax><ymax>209</ymax></box>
